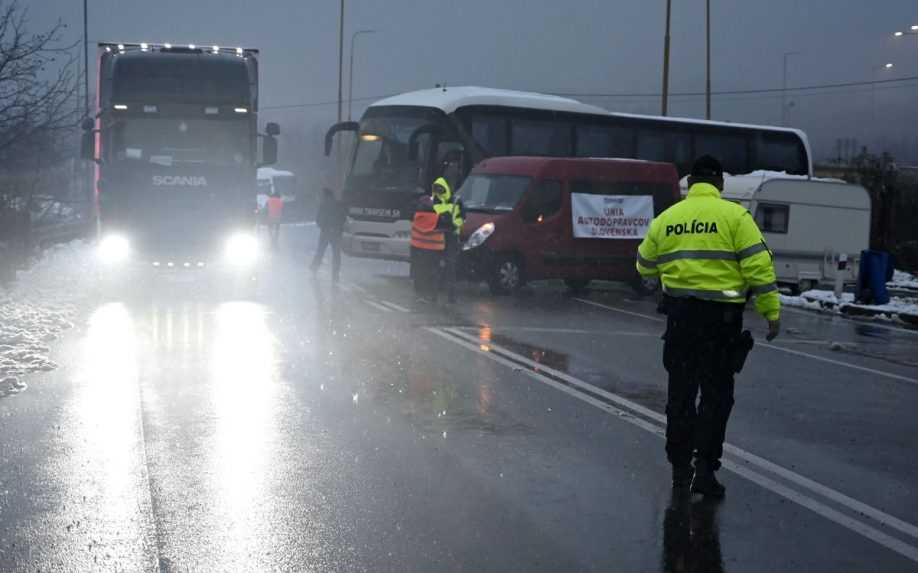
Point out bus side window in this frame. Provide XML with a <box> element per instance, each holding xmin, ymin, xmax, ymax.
<box><xmin>521</xmin><ymin>180</ymin><xmax>563</xmax><ymax>223</ymax></box>
<box><xmin>575</xmin><ymin>125</ymin><xmax>636</xmax><ymax>159</ymax></box>
<box><xmin>756</xmin><ymin>132</ymin><xmax>807</xmax><ymax>175</ymax></box>
<box><xmin>694</xmin><ymin>130</ymin><xmax>750</xmax><ymax>175</ymax></box>
<box><xmin>470</xmin><ymin>115</ymin><xmax>508</xmax><ymax>156</ymax></box>
<box><xmin>637</xmin><ymin>127</ymin><xmax>666</xmax><ymax>161</ymax></box>
<box><xmin>669</xmin><ymin>131</ymin><xmax>693</xmax><ymax>176</ymax></box>
<box><xmin>511</xmin><ymin>120</ymin><xmax>572</xmax><ymax>157</ymax></box>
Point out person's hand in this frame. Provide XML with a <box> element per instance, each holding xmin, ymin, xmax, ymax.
<box><xmin>766</xmin><ymin>320</ymin><xmax>781</xmax><ymax>341</ymax></box>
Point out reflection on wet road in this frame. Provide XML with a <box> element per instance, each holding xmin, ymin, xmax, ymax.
<box><xmin>2</xmin><ymin>226</ymin><xmax>918</xmax><ymax>572</ymax></box>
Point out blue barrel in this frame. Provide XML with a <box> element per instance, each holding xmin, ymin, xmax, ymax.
<box><xmin>857</xmin><ymin>250</ymin><xmax>891</xmax><ymax>305</ymax></box>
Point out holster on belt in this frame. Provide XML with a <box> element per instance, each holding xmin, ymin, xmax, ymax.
<box><xmin>730</xmin><ymin>330</ymin><xmax>755</xmax><ymax>373</ymax></box>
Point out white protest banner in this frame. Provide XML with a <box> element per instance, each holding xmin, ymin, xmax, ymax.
<box><xmin>571</xmin><ymin>194</ymin><xmax>654</xmax><ymax>239</ymax></box>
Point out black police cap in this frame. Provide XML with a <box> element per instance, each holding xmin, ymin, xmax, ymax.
<box><xmin>691</xmin><ymin>155</ymin><xmax>724</xmax><ymax>178</ymax></box>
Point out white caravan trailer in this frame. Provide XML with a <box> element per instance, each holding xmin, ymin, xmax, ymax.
<box><xmin>681</xmin><ymin>172</ymin><xmax>871</xmax><ymax>293</ymax></box>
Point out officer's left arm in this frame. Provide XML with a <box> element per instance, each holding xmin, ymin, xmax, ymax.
<box><xmin>734</xmin><ymin>212</ymin><xmax>780</xmax><ymax>321</ymax></box>
<box><xmin>636</xmin><ymin>218</ymin><xmax>661</xmax><ymax>277</ymax></box>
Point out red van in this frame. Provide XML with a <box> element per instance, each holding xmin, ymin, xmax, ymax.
<box><xmin>456</xmin><ymin>157</ymin><xmax>681</xmax><ymax>294</ymax></box>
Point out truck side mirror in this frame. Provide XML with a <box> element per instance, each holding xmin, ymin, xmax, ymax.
<box><xmin>266</xmin><ymin>122</ymin><xmax>280</xmax><ymax>136</ymax></box>
<box><xmin>324</xmin><ymin>121</ymin><xmax>359</xmax><ymax>156</ymax></box>
<box><xmin>260</xmin><ymin>135</ymin><xmax>278</xmax><ymax>166</ymax></box>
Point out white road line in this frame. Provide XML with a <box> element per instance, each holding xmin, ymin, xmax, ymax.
<box><xmin>454</xmin><ymin>326</ymin><xmax>657</xmax><ymax>336</ymax></box>
<box><xmin>346</xmin><ymin>283</ymin><xmax>368</xmax><ymax>294</ymax></box>
<box><xmin>440</xmin><ymin>326</ymin><xmax>918</xmax><ymax>548</ymax></box>
<box><xmin>781</xmin><ymin>305</ymin><xmax>918</xmax><ymax>337</ymax></box>
<box><xmin>380</xmin><ymin>300</ymin><xmax>410</xmax><ymax>313</ymax></box>
<box><xmin>575</xmin><ymin>298</ymin><xmax>665</xmax><ymax>322</ymax></box>
<box><xmin>576</xmin><ymin>298</ymin><xmax>918</xmax><ymax>386</ymax></box>
<box><xmin>760</xmin><ymin>342</ymin><xmax>918</xmax><ymax>386</ymax></box>
<box><xmin>364</xmin><ymin>300</ymin><xmax>392</xmax><ymax>313</ymax></box>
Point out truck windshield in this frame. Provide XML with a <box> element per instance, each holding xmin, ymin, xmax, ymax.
<box><xmin>110</xmin><ymin>118</ymin><xmax>251</xmax><ymax>167</ymax></box>
<box><xmin>458</xmin><ymin>174</ymin><xmax>531</xmax><ymax>213</ymax></box>
<box><xmin>350</xmin><ymin>115</ymin><xmax>435</xmax><ymax>191</ymax></box>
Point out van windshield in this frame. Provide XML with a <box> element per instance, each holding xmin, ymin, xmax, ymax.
<box><xmin>458</xmin><ymin>174</ymin><xmax>531</xmax><ymax>213</ymax></box>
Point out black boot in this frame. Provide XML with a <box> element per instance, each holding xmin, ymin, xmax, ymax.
<box><xmin>672</xmin><ymin>465</ymin><xmax>693</xmax><ymax>489</ymax></box>
<box><xmin>691</xmin><ymin>460</ymin><xmax>726</xmax><ymax>498</ymax></box>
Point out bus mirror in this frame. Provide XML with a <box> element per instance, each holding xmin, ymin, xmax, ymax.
<box><xmin>81</xmin><ymin>117</ymin><xmax>94</xmax><ymax>131</ymax></box>
<box><xmin>324</xmin><ymin>121</ymin><xmax>359</xmax><ymax>156</ymax></box>
<box><xmin>266</xmin><ymin>122</ymin><xmax>280</xmax><ymax>136</ymax></box>
<box><xmin>260</xmin><ymin>135</ymin><xmax>278</xmax><ymax>166</ymax></box>
<box><xmin>80</xmin><ymin>130</ymin><xmax>95</xmax><ymax>161</ymax></box>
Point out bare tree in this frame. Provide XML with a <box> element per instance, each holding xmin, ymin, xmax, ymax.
<box><xmin>0</xmin><ymin>1</ymin><xmax>79</xmax><ymax>163</ymax></box>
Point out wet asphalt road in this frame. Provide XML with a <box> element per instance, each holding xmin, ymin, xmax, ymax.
<box><xmin>2</xmin><ymin>224</ymin><xmax>918</xmax><ymax>572</ymax></box>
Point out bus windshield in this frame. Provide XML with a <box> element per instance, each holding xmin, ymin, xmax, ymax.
<box><xmin>458</xmin><ymin>174</ymin><xmax>531</xmax><ymax>213</ymax></box>
<box><xmin>110</xmin><ymin>118</ymin><xmax>251</xmax><ymax>167</ymax></box>
<box><xmin>349</xmin><ymin>112</ymin><xmax>445</xmax><ymax>191</ymax></box>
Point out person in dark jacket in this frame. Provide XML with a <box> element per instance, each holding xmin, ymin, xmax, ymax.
<box><xmin>310</xmin><ymin>188</ymin><xmax>345</xmax><ymax>281</ymax></box>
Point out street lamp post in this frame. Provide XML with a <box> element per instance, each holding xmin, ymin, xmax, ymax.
<box><xmin>871</xmin><ymin>63</ymin><xmax>894</xmax><ymax>141</ymax></box>
<box><xmin>661</xmin><ymin>0</ymin><xmax>672</xmax><ymax>116</ymax></box>
<box><xmin>782</xmin><ymin>51</ymin><xmax>800</xmax><ymax>126</ymax></box>
<box><xmin>705</xmin><ymin>0</ymin><xmax>711</xmax><ymax>120</ymax></box>
<box><xmin>348</xmin><ymin>29</ymin><xmax>377</xmax><ymax>121</ymax></box>
<box><xmin>83</xmin><ymin>0</ymin><xmax>89</xmax><ymax>119</ymax></box>
<box><xmin>335</xmin><ymin>0</ymin><xmax>345</xmax><ymax>192</ymax></box>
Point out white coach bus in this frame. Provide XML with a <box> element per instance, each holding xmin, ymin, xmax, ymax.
<box><xmin>325</xmin><ymin>86</ymin><xmax>813</xmax><ymax>261</ymax></box>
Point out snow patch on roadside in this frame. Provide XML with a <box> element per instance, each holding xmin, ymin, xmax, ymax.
<box><xmin>0</xmin><ymin>241</ymin><xmax>93</xmax><ymax>397</ymax></box>
<box><xmin>781</xmin><ymin>289</ymin><xmax>918</xmax><ymax>323</ymax></box>
<box><xmin>890</xmin><ymin>270</ymin><xmax>918</xmax><ymax>291</ymax></box>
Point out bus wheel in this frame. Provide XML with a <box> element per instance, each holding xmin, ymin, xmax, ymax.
<box><xmin>564</xmin><ymin>279</ymin><xmax>591</xmax><ymax>293</ymax></box>
<box><xmin>489</xmin><ymin>257</ymin><xmax>524</xmax><ymax>295</ymax></box>
<box><xmin>630</xmin><ymin>276</ymin><xmax>660</xmax><ymax>296</ymax></box>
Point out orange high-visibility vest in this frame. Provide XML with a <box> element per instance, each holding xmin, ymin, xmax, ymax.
<box><xmin>267</xmin><ymin>196</ymin><xmax>284</xmax><ymax>220</ymax></box>
<box><xmin>411</xmin><ymin>211</ymin><xmax>445</xmax><ymax>251</ymax></box>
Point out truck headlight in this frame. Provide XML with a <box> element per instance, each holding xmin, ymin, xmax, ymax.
<box><xmin>224</xmin><ymin>232</ymin><xmax>259</xmax><ymax>266</ymax></box>
<box><xmin>98</xmin><ymin>234</ymin><xmax>131</xmax><ymax>263</ymax></box>
<box><xmin>463</xmin><ymin>222</ymin><xmax>495</xmax><ymax>251</ymax></box>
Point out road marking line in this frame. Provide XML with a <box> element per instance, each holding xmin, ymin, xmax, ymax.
<box><xmin>576</xmin><ymin>298</ymin><xmax>918</xmax><ymax>386</ymax></box>
<box><xmin>454</xmin><ymin>326</ymin><xmax>657</xmax><ymax>336</ymax></box>
<box><xmin>760</xmin><ymin>342</ymin><xmax>918</xmax><ymax>386</ymax></box>
<box><xmin>781</xmin><ymin>305</ymin><xmax>918</xmax><ymax>336</ymax></box>
<box><xmin>439</xmin><ymin>326</ymin><xmax>918</xmax><ymax>548</ymax></box>
<box><xmin>575</xmin><ymin>297</ymin><xmax>665</xmax><ymax>322</ymax></box>
<box><xmin>380</xmin><ymin>300</ymin><xmax>410</xmax><ymax>313</ymax></box>
<box><xmin>364</xmin><ymin>300</ymin><xmax>392</xmax><ymax>313</ymax></box>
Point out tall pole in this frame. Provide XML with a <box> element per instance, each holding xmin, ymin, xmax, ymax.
<box><xmin>336</xmin><ymin>0</ymin><xmax>344</xmax><ymax>125</ymax></box>
<box><xmin>705</xmin><ymin>0</ymin><xmax>711</xmax><ymax>120</ymax></box>
<box><xmin>781</xmin><ymin>52</ymin><xmax>800</xmax><ymax>126</ymax></box>
<box><xmin>82</xmin><ymin>0</ymin><xmax>89</xmax><ymax>118</ymax></box>
<box><xmin>335</xmin><ymin>0</ymin><xmax>345</xmax><ymax>192</ymax></box>
<box><xmin>661</xmin><ymin>0</ymin><xmax>672</xmax><ymax>116</ymax></box>
<box><xmin>348</xmin><ymin>30</ymin><xmax>376</xmax><ymax>121</ymax></box>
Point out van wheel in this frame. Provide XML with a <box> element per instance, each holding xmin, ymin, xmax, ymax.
<box><xmin>631</xmin><ymin>276</ymin><xmax>660</xmax><ymax>296</ymax></box>
<box><xmin>489</xmin><ymin>257</ymin><xmax>524</xmax><ymax>295</ymax></box>
<box><xmin>564</xmin><ymin>279</ymin><xmax>591</xmax><ymax>293</ymax></box>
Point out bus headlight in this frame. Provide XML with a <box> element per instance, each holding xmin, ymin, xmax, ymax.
<box><xmin>463</xmin><ymin>222</ymin><xmax>495</xmax><ymax>251</ymax></box>
<box><xmin>225</xmin><ymin>232</ymin><xmax>259</xmax><ymax>266</ymax></box>
<box><xmin>98</xmin><ymin>234</ymin><xmax>131</xmax><ymax>263</ymax></box>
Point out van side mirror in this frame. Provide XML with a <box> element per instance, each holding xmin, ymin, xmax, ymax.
<box><xmin>266</xmin><ymin>122</ymin><xmax>280</xmax><ymax>136</ymax></box>
<box><xmin>259</xmin><ymin>135</ymin><xmax>278</xmax><ymax>166</ymax></box>
<box><xmin>324</xmin><ymin>121</ymin><xmax>359</xmax><ymax>156</ymax></box>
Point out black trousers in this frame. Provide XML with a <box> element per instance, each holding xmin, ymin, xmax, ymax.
<box><xmin>662</xmin><ymin>298</ymin><xmax>743</xmax><ymax>471</ymax></box>
<box><xmin>311</xmin><ymin>229</ymin><xmax>341</xmax><ymax>277</ymax></box>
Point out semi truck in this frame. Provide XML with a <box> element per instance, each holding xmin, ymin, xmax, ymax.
<box><xmin>81</xmin><ymin>42</ymin><xmax>279</xmax><ymax>269</ymax></box>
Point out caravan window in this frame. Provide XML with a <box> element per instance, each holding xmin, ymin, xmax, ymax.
<box><xmin>755</xmin><ymin>203</ymin><xmax>789</xmax><ymax>234</ymax></box>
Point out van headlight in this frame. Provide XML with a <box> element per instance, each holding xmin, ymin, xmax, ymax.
<box><xmin>98</xmin><ymin>234</ymin><xmax>131</xmax><ymax>263</ymax></box>
<box><xmin>463</xmin><ymin>222</ymin><xmax>495</xmax><ymax>251</ymax></box>
<box><xmin>224</xmin><ymin>232</ymin><xmax>259</xmax><ymax>266</ymax></box>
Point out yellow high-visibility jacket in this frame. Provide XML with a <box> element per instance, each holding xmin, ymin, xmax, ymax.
<box><xmin>431</xmin><ymin>177</ymin><xmax>464</xmax><ymax>235</ymax></box>
<box><xmin>636</xmin><ymin>182</ymin><xmax>780</xmax><ymax>320</ymax></box>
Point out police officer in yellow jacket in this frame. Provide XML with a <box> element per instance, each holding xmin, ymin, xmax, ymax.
<box><xmin>637</xmin><ymin>155</ymin><xmax>780</xmax><ymax>497</ymax></box>
<box><xmin>432</xmin><ymin>177</ymin><xmax>464</xmax><ymax>303</ymax></box>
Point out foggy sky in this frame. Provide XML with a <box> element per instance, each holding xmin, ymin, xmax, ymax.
<box><xmin>29</xmin><ymin>0</ymin><xmax>918</xmax><ymax>165</ymax></box>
